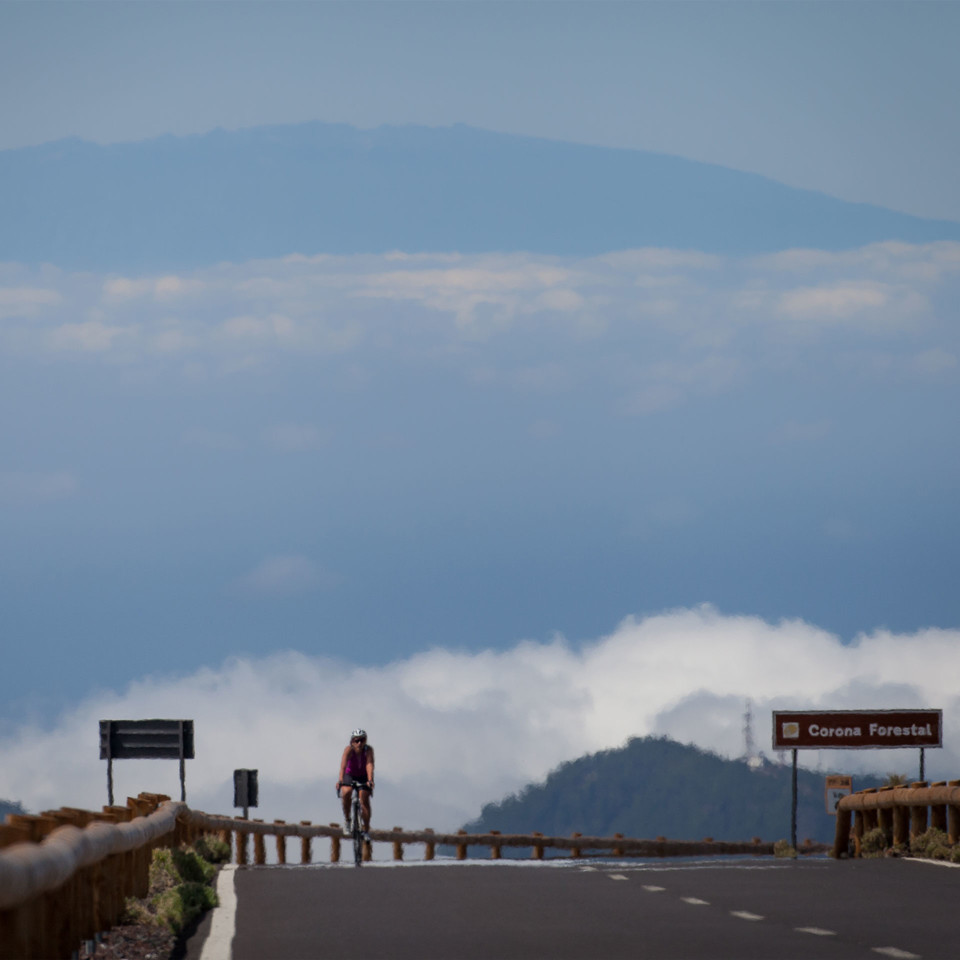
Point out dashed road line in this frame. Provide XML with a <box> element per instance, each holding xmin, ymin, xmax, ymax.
<box><xmin>681</xmin><ymin>897</ymin><xmax>709</xmax><ymax>905</ymax></box>
<box><xmin>872</xmin><ymin>949</ymin><xmax>921</xmax><ymax>959</ymax></box>
<box><xmin>607</xmin><ymin>873</ymin><xmax>629</xmax><ymax>880</ymax></box>
<box><xmin>795</xmin><ymin>927</ymin><xmax>836</xmax><ymax>937</ymax></box>
<box><xmin>730</xmin><ymin>910</ymin><xmax>763</xmax><ymax>921</ymax></box>
<box><xmin>641</xmin><ymin>885</ymin><xmax>666</xmax><ymax>892</ymax></box>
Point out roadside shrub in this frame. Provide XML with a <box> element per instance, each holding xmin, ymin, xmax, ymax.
<box><xmin>910</xmin><ymin>827</ymin><xmax>950</xmax><ymax>859</ymax></box>
<box><xmin>195</xmin><ymin>833</ymin><xmax>231</xmax><ymax>864</ymax></box>
<box><xmin>773</xmin><ymin>839</ymin><xmax>797</xmax><ymax>859</ymax></box>
<box><xmin>860</xmin><ymin>827</ymin><xmax>889</xmax><ymax>858</ymax></box>
<box><xmin>152</xmin><ymin>882</ymin><xmax>219</xmax><ymax>934</ymax></box>
<box><xmin>124</xmin><ymin>845</ymin><xmax>220</xmax><ymax>933</ymax></box>
<box><xmin>172</xmin><ymin>847</ymin><xmax>216</xmax><ymax>884</ymax></box>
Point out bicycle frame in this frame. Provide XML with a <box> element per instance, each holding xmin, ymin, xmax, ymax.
<box><xmin>339</xmin><ymin>779</ymin><xmax>372</xmax><ymax>867</ymax></box>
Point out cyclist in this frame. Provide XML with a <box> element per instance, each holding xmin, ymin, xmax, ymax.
<box><xmin>337</xmin><ymin>728</ymin><xmax>375</xmax><ymax>838</ymax></box>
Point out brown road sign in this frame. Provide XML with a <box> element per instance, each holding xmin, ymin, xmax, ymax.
<box><xmin>772</xmin><ymin>710</ymin><xmax>942</xmax><ymax>750</ymax></box>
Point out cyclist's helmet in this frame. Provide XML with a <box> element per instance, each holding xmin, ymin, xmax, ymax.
<box><xmin>351</xmin><ymin>728</ymin><xmax>367</xmax><ymax>740</ymax></box>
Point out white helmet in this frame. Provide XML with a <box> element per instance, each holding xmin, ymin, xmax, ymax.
<box><xmin>351</xmin><ymin>728</ymin><xmax>367</xmax><ymax>740</ymax></box>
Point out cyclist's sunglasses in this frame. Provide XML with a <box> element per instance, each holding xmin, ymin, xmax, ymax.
<box><xmin>351</xmin><ymin>737</ymin><xmax>366</xmax><ymax>744</ymax></box>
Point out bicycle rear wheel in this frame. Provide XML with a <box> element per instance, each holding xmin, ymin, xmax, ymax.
<box><xmin>352</xmin><ymin>799</ymin><xmax>363</xmax><ymax>866</ymax></box>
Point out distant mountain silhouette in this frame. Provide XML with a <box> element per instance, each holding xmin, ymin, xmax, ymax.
<box><xmin>2</xmin><ymin>122</ymin><xmax>959</xmax><ymax>272</ymax></box>
<box><xmin>0</xmin><ymin>798</ymin><xmax>25</xmax><ymax>820</ymax></box>
<box><xmin>462</xmin><ymin>736</ymin><xmax>884</xmax><ymax>844</ymax></box>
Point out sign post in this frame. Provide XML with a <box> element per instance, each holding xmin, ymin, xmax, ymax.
<box><xmin>233</xmin><ymin>769</ymin><xmax>259</xmax><ymax>820</ymax></box>
<box><xmin>99</xmin><ymin>719</ymin><xmax>195</xmax><ymax>805</ymax></box>
<box><xmin>772</xmin><ymin>709</ymin><xmax>942</xmax><ymax>850</ymax></box>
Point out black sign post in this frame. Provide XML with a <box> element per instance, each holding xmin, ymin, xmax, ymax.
<box><xmin>233</xmin><ymin>769</ymin><xmax>259</xmax><ymax>820</ymax></box>
<box><xmin>99</xmin><ymin>719</ymin><xmax>195</xmax><ymax>805</ymax></box>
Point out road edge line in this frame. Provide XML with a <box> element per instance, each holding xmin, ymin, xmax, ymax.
<box><xmin>200</xmin><ymin>864</ymin><xmax>238</xmax><ymax>960</ymax></box>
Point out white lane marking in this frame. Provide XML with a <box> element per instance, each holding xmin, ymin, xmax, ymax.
<box><xmin>608</xmin><ymin>873</ymin><xmax>629</xmax><ymax>880</ymax></box>
<box><xmin>796</xmin><ymin>927</ymin><xmax>836</xmax><ymax>937</ymax></box>
<box><xmin>903</xmin><ymin>857</ymin><xmax>960</xmax><ymax>869</ymax></box>
<box><xmin>579</xmin><ymin>865</ymin><xmax>598</xmax><ymax>872</ymax></box>
<box><xmin>200</xmin><ymin>864</ymin><xmax>237</xmax><ymax>960</ymax></box>
<box><xmin>681</xmin><ymin>897</ymin><xmax>709</xmax><ymax>905</ymax></box>
<box><xmin>872</xmin><ymin>949</ymin><xmax>921</xmax><ymax>959</ymax></box>
<box><xmin>642</xmin><ymin>885</ymin><xmax>666</xmax><ymax>892</ymax></box>
<box><xmin>730</xmin><ymin>911</ymin><xmax>763</xmax><ymax>921</ymax></box>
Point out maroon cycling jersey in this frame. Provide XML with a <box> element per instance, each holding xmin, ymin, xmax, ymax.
<box><xmin>344</xmin><ymin>744</ymin><xmax>370</xmax><ymax>781</ymax></box>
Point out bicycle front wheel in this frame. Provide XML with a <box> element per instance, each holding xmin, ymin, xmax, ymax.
<box><xmin>353</xmin><ymin>827</ymin><xmax>363</xmax><ymax>866</ymax></box>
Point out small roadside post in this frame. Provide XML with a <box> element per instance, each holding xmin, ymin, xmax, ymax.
<box><xmin>825</xmin><ymin>775</ymin><xmax>853</xmax><ymax>815</ymax></box>
<box><xmin>234</xmin><ymin>768</ymin><xmax>259</xmax><ymax>820</ymax></box>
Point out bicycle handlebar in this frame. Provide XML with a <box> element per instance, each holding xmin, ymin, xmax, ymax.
<box><xmin>337</xmin><ymin>779</ymin><xmax>373</xmax><ymax>795</ymax></box>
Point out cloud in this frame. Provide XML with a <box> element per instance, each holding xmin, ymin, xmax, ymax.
<box><xmin>0</xmin><ymin>607</ymin><xmax>956</xmax><ymax>832</ymax></box>
<box><xmin>47</xmin><ymin>320</ymin><xmax>128</xmax><ymax>352</ymax></box>
<box><xmin>2</xmin><ymin>241</ymin><xmax>958</xmax><ymax>412</ymax></box>
<box><xmin>236</xmin><ymin>554</ymin><xmax>338</xmax><ymax>596</ymax></box>
<box><xmin>0</xmin><ymin>286</ymin><xmax>61</xmax><ymax>319</ymax></box>
<box><xmin>778</xmin><ymin>282</ymin><xmax>891</xmax><ymax>320</ymax></box>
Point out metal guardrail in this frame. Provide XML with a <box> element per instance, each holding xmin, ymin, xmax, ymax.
<box><xmin>833</xmin><ymin>779</ymin><xmax>960</xmax><ymax>857</ymax></box>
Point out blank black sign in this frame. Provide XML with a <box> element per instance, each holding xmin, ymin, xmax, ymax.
<box><xmin>100</xmin><ymin>719</ymin><xmax>195</xmax><ymax>760</ymax></box>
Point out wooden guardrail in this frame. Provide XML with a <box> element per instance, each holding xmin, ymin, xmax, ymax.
<box><xmin>0</xmin><ymin>792</ymin><xmax>194</xmax><ymax>960</ymax></box>
<box><xmin>833</xmin><ymin>780</ymin><xmax>960</xmax><ymax>858</ymax></box>
<box><xmin>183</xmin><ymin>810</ymin><xmax>828</xmax><ymax>864</ymax></box>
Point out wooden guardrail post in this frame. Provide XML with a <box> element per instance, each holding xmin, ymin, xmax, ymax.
<box><xmin>456</xmin><ymin>829</ymin><xmax>468</xmax><ymax>860</ymax></box>
<box><xmin>424</xmin><ymin>828</ymin><xmax>435</xmax><ymax>861</ymax></box>
<box><xmin>909</xmin><ymin>782</ymin><xmax>928</xmax><ymax>839</ymax></box>
<box><xmin>363</xmin><ymin>837</ymin><xmax>372</xmax><ymax>862</ymax></box>
<box><xmin>532</xmin><ymin>831</ymin><xmax>544</xmax><ymax>860</ymax></box>
<box><xmin>328</xmin><ymin>823</ymin><xmax>340</xmax><ymax>863</ymax></box>
<box><xmin>219</xmin><ymin>828</ymin><xmax>233</xmax><ymax>861</ymax></box>
<box><xmin>489</xmin><ymin>830</ymin><xmax>501</xmax><ymax>860</ymax></box>
<box><xmin>852</xmin><ymin>810</ymin><xmax>865</xmax><ymax>857</ymax></box>
<box><xmin>253</xmin><ymin>820</ymin><xmax>266</xmax><ymax>865</ymax></box>
<box><xmin>236</xmin><ymin>825</ymin><xmax>249</xmax><ymax>865</ymax></box>
<box><xmin>613</xmin><ymin>833</ymin><xmax>625</xmax><ymax>857</ymax></box>
<box><xmin>877</xmin><ymin>786</ymin><xmax>894</xmax><ymax>845</ymax></box>
<box><xmin>948</xmin><ymin>781</ymin><xmax>960</xmax><ymax>844</ymax></box>
<box><xmin>274</xmin><ymin>821</ymin><xmax>287</xmax><ymax>864</ymax></box>
<box><xmin>570</xmin><ymin>832</ymin><xmax>582</xmax><ymax>858</ymax></box>
<box><xmin>833</xmin><ymin>802</ymin><xmax>852</xmax><ymax>858</ymax></box>
<box><xmin>392</xmin><ymin>827</ymin><xmax>404</xmax><ymax>861</ymax></box>
<box><xmin>861</xmin><ymin>788</ymin><xmax>878</xmax><ymax>831</ymax></box>
<box><xmin>892</xmin><ymin>798</ymin><xmax>909</xmax><ymax>847</ymax></box>
<box><xmin>929</xmin><ymin>782</ymin><xmax>947</xmax><ymax>832</ymax></box>
<box><xmin>300</xmin><ymin>821</ymin><xmax>313</xmax><ymax>864</ymax></box>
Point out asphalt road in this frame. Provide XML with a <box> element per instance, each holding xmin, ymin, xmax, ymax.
<box><xmin>184</xmin><ymin>857</ymin><xmax>960</xmax><ymax>959</ymax></box>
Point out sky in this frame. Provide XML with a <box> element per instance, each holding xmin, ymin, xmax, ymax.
<box><xmin>1</xmin><ymin>1</ymin><xmax>959</xmax><ymax>828</ymax></box>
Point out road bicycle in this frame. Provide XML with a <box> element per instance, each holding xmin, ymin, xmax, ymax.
<box><xmin>338</xmin><ymin>779</ymin><xmax>372</xmax><ymax>866</ymax></box>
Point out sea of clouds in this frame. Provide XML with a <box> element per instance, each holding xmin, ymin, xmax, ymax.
<box><xmin>1</xmin><ymin>606</ymin><xmax>957</xmax><ymax>829</ymax></box>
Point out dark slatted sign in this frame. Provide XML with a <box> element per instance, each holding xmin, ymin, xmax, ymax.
<box><xmin>100</xmin><ymin>719</ymin><xmax>195</xmax><ymax>759</ymax></box>
<box><xmin>99</xmin><ymin>719</ymin><xmax>194</xmax><ymax>805</ymax></box>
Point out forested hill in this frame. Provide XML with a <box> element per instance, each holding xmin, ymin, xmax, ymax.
<box><xmin>464</xmin><ymin>737</ymin><xmax>885</xmax><ymax>844</ymax></box>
